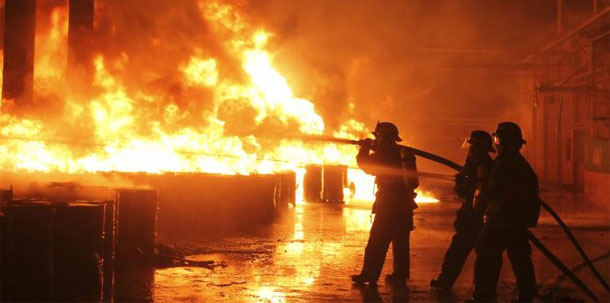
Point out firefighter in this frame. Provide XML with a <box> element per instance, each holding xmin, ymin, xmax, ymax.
<box><xmin>351</xmin><ymin>122</ymin><xmax>418</xmax><ymax>286</ymax></box>
<box><xmin>470</xmin><ymin>122</ymin><xmax>540</xmax><ymax>302</ymax></box>
<box><xmin>430</xmin><ymin>130</ymin><xmax>495</xmax><ymax>291</ymax></box>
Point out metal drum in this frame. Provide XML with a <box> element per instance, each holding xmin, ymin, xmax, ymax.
<box><xmin>114</xmin><ymin>189</ymin><xmax>158</xmax><ymax>303</ymax></box>
<box><xmin>148</xmin><ymin>173</ymin><xmax>223</xmax><ymax>238</ymax></box>
<box><xmin>53</xmin><ymin>202</ymin><xmax>105</xmax><ymax>302</ymax></box>
<box><xmin>276</xmin><ymin>172</ymin><xmax>296</xmax><ymax>210</ymax></box>
<box><xmin>1</xmin><ymin>202</ymin><xmax>55</xmax><ymax>302</ymax></box>
<box><xmin>236</xmin><ymin>174</ymin><xmax>277</xmax><ymax>228</ymax></box>
<box><xmin>0</xmin><ymin>188</ymin><xmax>12</xmax><ymax>203</ymax></box>
<box><xmin>85</xmin><ymin>200</ymin><xmax>117</xmax><ymax>302</ymax></box>
<box><xmin>322</xmin><ymin>165</ymin><xmax>347</xmax><ymax>203</ymax></box>
<box><xmin>115</xmin><ymin>189</ymin><xmax>158</xmax><ymax>266</ymax></box>
<box><xmin>304</xmin><ymin>165</ymin><xmax>323</xmax><ymax>202</ymax></box>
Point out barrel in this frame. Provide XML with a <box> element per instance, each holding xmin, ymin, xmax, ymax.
<box><xmin>53</xmin><ymin>202</ymin><xmax>105</xmax><ymax>302</ymax></box>
<box><xmin>276</xmin><ymin>172</ymin><xmax>296</xmax><ymax>209</ymax></box>
<box><xmin>115</xmin><ymin>189</ymin><xmax>158</xmax><ymax>266</ymax></box>
<box><xmin>85</xmin><ymin>200</ymin><xmax>117</xmax><ymax>302</ymax></box>
<box><xmin>148</xmin><ymin>173</ymin><xmax>225</xmax><ymax>237</ymax></box>
<box><xmin>322</xmin><ymin>165</ymin><xmax>347</xmax><ymax>203</ymax></box>
<box><xmin>304</xmin><ymin>165</ymin><xmax>323</xmax><ymax>202</ymax></box>
<box><xmin>1</xmin><ymin>202</ymin><xmax>55</xmax><ymax>302</ymax></box>
<box><xmin>114</xmin><ymin>189</ymin><xmax>158</xmax><ymax>302</ymax></box>
<box><xmin>236</xmin><ymin>174</ymin><xmax>277</xmax><ymax>228</ymax></box>
<box><xmin>0</xmin><ymin>188</ymin><xmax>12</xmax><ymax>203</ymax></box>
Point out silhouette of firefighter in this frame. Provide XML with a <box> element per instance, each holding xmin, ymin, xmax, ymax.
<box><xmin>470</xmin><ymin>122</ymin><xmax>540</xmax><ymax>302</ymax></box>
<box><xmin>351</xmin><ymin>122</ymin><xmax>418</xmax><ymax>286</ymax></box>
<box><xmin>430</xmin><ymin>130</ymin><xmax>495</xmax><ymax>291</ymax></box>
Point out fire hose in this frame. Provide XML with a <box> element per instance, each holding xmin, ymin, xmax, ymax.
<box><xmin>303</xmin><ymin>135</ymin><xmax>463</xmax><ymax>171</ymax></box>
<box><xmin>306</xmin><ymin>135</ymin><xmax>606</xmax><ymax>302</ymax></box>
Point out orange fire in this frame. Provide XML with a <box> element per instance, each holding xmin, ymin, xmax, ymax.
<box><xmin>346</xmin><ymin>169</ymin><xmax>439</xmax><ymax>204</ymax></box>
<box><xmin>34</xmin><ymin>6</ymin><xmax>69</xmax><ymax>93</ymax></box>
<box><xmin>0</xmin><ymin>1</ymin><xmax>439</xmax><ymax>204</ymax></box>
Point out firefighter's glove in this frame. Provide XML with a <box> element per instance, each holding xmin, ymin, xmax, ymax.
<box><xmin>358</xmin><ymin>138</ymin><xmax>374</xmax><ymax>150</ymax></box>
<box><xmin>454</xmin><ymin>174</ymin><xmax>474</xmax><ymax>199</ymax></box>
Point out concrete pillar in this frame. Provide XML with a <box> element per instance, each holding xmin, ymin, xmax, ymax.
<box><xmin>68</xmin><ymin>0</ymin><xmax>94</xmax><ymax>81</ymax></box>
<box><xmin>2</xmin><ymin>0</ymin><xmax>37</xmax><ymax>106</ymax></box>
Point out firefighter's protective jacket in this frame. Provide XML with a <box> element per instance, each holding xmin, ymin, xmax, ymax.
<box><xmin>483</xmin><ymin>152</ymin><xmax>540</xmax><ymax>228</ymax></box>
<box><xmin>357</xmin><ymin>144</ymin><xmax>418</xmax><ymax>215</ymax></box>
<box><xmin>454</xmin><ymin>151</ymin><xmax>494</xmax><ymax>231</ymax></box>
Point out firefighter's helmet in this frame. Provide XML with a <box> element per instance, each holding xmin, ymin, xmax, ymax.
<box><xmin>372</xmin><ymin>121</ymin><xmax>402</xmax><ymax>142</ymax></box>
<box><xmin>492</xmin><ymin>122</ymin><xmax>526</xmax><ymax>145</ymax></box>
<box><xmin>462</xmin><ymin>130</ymin><xmax>495</xmax><ymax>152</ymax></box>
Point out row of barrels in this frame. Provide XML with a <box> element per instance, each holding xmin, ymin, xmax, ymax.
<box><xmin>85</xmin><ymin>172</ymin><xmax>298</xmax><ymax>239</ymax></box>
<box><xmin>150</xmin><ymin>173</ymin><xmax>286</xmax><ymax>238</ymax></box>
<box><xmin>304</xmin><ymin>165</ymin><xmax>348</xmax><ymax>203</ymax></box>
<box><xmin>0</xmin><ymin>189</ymin><xmax>158</xmax><ymax>302</ymax></box>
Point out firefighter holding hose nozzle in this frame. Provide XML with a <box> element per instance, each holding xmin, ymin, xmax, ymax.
<box><xmin>430</xmin><ymin>130</ymin><xmax>495</xmax><ymax>291</ymax></box>
<box><xmin>351</xmin><ymin>122</ymin><xmax>418</xmax><ymax>286</ymax></box>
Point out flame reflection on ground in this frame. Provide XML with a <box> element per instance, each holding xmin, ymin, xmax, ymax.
<box><xmin>151</xmin><ymin>196</ymin><xmax>610</xmax><ymax>302</ymax></box>
<box><xmin>152</xmin><ymin>204</ymin><xmax>386</xmax><ymax>302</ymax></box>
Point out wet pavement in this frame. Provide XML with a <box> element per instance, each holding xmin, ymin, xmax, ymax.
<box><xmin>147</xmin><ymin>194</ymin><xmax>609</xmax><ymax>303</ymax></box>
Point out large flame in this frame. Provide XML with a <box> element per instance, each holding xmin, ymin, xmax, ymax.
<box><xmin>0</xmin><ymin>1</ymin><xmax>438</xmax><ymax>204</ymax></box>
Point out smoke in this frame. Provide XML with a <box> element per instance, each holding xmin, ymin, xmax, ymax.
<box><xmin>239</xmin><ymin>0</ymin><xmax>596</xmax><ymax>167</ymax></box>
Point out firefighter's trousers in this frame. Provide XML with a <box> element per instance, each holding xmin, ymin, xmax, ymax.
<box><xmin>359</xmin><ymin>211</ymin><xmax>413</xmax><ymax>282</ymax></box>
<box><xmin>436</xmin><ymin>225</ymin><xmax>480</xmax><ymax>287</ymax></box>
<box><xmin>473</xmin><ymin>226</ymin><xmax>537</xmax><ymax>301</ymax></box>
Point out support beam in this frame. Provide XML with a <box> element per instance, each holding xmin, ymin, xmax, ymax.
<box><xmin>536</xmin><ymin>85</ymin><xmax>609</xmax><ymax>93</ymax></box>
<box><xmin>2</xmin><ymin>0</ymin><xmax>36</xmax><ymax>106</ymax></box>
<box><xmin>557</xmin><ymin>0</ymin><xmax>564</xmax><ymax>35</ymax></box>
<box><xmin>521</xmin><ymin>7</ymin><xmax>610</xmax><ymax>64</ymax></box>
<box><xmin>68</xmin><ymin>0</ymin><xmax>94</xmax><ymax>81</ymax></box>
